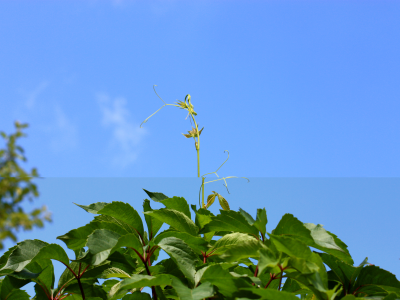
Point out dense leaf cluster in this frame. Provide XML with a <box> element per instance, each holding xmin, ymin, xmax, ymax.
<box><xmin>0</xmin><ymin>189</ymin><xmax>399</xmax><ymax>300</ymax></box>
<box><xmin>0</xmin><ymin>122</ymin><xmax>51</xmax><ymax>249</ymax></box>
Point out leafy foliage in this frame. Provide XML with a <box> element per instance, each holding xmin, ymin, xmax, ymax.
<box><xmin>0</xmin><ymin>122</ymin><xmax>51</xmax><ymax>249</ymax></box>
<box><xmin>0</xmin><ymin>190</ymin><xmax>398</xmax><ymax>300</ymax></box>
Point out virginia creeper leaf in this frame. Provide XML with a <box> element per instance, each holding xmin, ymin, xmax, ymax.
<box><xmin>143</xmin><ymin>199</ymin><xmax>163</xmax><ymax>240</ymax></box>
<box><xmin>143</xmin><ymin>189</ymin><xmax>169</xmax><ymax>202</ymax></box>
<box><xmin>199</xmin><ymin>210</ymin><xmax>259</xmax><ymax>237</ymax></box>
<box><xmin>157</xmin><ymin>237</ymin><xmax>198</xmax><ymax>285</ymax></box>
<box><xmin>0</xmin><ymin>240</ymin><xmax>48</xmax><ymax>272</ymax></box>
<box><xmin>171</xmin><ymin>278</ymin><xmax>214</xmax><ymax>300</ymax></box>
<box><xmin>144</xmin><ymin>209</ymin><xmax>198</xmax><ymax>236</ymax></box>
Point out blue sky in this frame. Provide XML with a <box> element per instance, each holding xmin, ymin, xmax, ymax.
<box><xmin>1</xmin><ymin>0</ymin><xmax>400</xmax><ymax>293</ymax></box>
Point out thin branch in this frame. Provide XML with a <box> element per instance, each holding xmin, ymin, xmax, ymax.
<box><xmin>204</xmin><ymin>176</ymin><xmax>250</xmax><ymax>193</ymax></box>
<box><xmin>140</xmin><ymin>86</ymin><xmax>180</xmax><ymax>128</ymax></box>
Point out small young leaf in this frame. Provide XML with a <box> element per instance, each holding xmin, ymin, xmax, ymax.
<box><xmin>217</xmin><ymin>194</ymin><xmax>230</xmax><ymax>210</ymax></box>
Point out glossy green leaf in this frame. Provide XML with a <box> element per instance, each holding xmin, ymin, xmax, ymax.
<box><xmin>258</xmin><ymin>247</ymin><xmax>279</xmax><ymax>275</ymax></box>
<box><xmin>200</xmin><ymin>264</ymin><xmax>251</xmax><ymax>298</ymax></box>
<box><xmin>159</xmin><ymin>196</ymin><xmax>191</xmax><ymax>219</ymax></box>
<box><xmin>32</xmin><ymin>244</ymin><xmax>70</xmax><ymax>266</ymax></box>
<box><xmin>76</xmin><ymin>201</ymin><xmax>144</xmax><ymax>237</ymax></box>
<box><xmin>254</xmin><ymin>208</ymin><xmax>268</xmax><ymax>236</ymax></box>
<box><xmin>143</xmin><ymin>189</ymin><xmax>169</xmax><ymax>202</ymax></box>
<box><xmin>143</xmin><ymin>200</ymin><xmax>163</xmax><ymax>240</ymax></box>
<box><xmin>200</xmin><ymin>210</ymin><xmax>259</xmax><ymax>237</ymax></box>
<box><xmin>274</xmin><ymin>214</ymin><xmax>353</xmax><ymax>264</ymax></box>
<box><xmin>269</xmin><ymin>234</ymin><xmax>312</xmax><ymax>260</ymax></box>
<box><xmin>153</xmin><ymin>231</ymin><xmax>208</xmax><ymax>253</ymax></box>
<box><xmin>193</xmin><ymin>208</ymin><xmax>214</xmax><ymax>242</ymax></box>
<box><xmin>84</xmin><ymin>230</ymin><xmax>142</xmax><ymax>265</ymax></box>
<box><xmin>354</xmin><ymin>266</ymin><xmax>400</xmax><ymax>294</ymax></box>
<box><xmin>157</xmin><ymin>237</ymin><xmax>198</xmax><ymax>285</ymax></box>
<box><xmin>97</xmin><ymin>202</ymin><xmax>144</xmax><ymax>238</ymax></box>
<box><xmin>171</xmin><ymin>278</ymin><xmax>214</xmax><ymax>300</ymax></box>
<box><xmin>122</xmin><ymin>292</ymin><xmax>151</xmax><ymax>300</ymax></box>
<box><xmin>144</xmin><ymin>208</ymin><xmax>198</xmax><ymax>236</ymax></box>
<box><xmin>84</xmin><ymin>229</ymin><xmax>122</xmax><ymax>265</ymax></box>
<box><xmin>0</xmin><ymin>276</ymin><xmax>30</xmax><ymax>300</ymax></box>
<box><xmin>217</xmin><ymin>194</ymin><xmax>230</xmax><ymax>210</ymax></box>
<box><xmin>4</xmin><ymin>289</ymin><xmax>30</xmax><ymax>300</ymax></box>
<box><xmin>110</xmin><ymin>274</ymin><xmax>172</xmax><ymax>300</ymax></box>
<box><xmin>57</xmin><ymin>221</ymin><xmax>129</xmax><ymax>250</ymax></box>
<box><xmin>0</xmin><ymin>240</ymin><xmax>48</xmax><ymax>272</ymax></box>
<box><xmin>75</xmin><ymin>202</ymin><xmax>108</xmax><ymax>214</ymax></box>
<box><xmin>211</xmin><ymin>232</ymin><xmax>263</xmax><ymax>262</ymax></box>
<box><xmin>240</xmin><ymin>287</ymin><xmax>302</xmax><ymax>300</ymax></box>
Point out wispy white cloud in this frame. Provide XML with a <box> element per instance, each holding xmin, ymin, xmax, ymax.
<box><xmin>49</xmin><ymin>105</ymin><xmax>78</xmax><ymax>152</ymax></box>
<box><xmin>25</xmin><ymin>81</ymin><xmax>49</xmax><ymax>109</ymax></box>
<box><xmin>97</xmin><ymin>93</ymin><xmax>146</xmax><ymax>167</ymax></box>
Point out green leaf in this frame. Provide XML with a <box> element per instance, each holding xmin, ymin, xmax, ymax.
<box><xmin>200</xmin><ymin>264</ymin><xmax>251</xmax><ymax>298</ymax></box>
<box><xmin>159</xmin><ymin>196</ymin><xmax>191</xmax><ymax>219</ymax></box>
<box><xmin>57</xmin><ymin>221</ymin><xmax>130</xmax><ymax>250</ymax></box>
<box><xmin>258</xmin><ymin>247</ymin><xmax>279</xmax><ymax>275</ymax></box>
<box><xmin>0</xmin><ymin>246</ymin><xmax>17</xmax><ymax>270</ymax></box>
<box><xmin>33</xmin><ymin>244</ymin><xmax>70</xmax><ymax>266</ymax></box>
<box><xmin>240</xmin><ymin>287</ymin><xmax>302</xmax><ymax>300</ymax></box>
<box><xmin>171</xmin><ymin>278</ymin><xmax>214</xmax><ymax>300</ymax></box>
<box><xmin>4</xmin><ymin>290</ymin><xmax>30</xmax><ymax>300</ymax></box>
<box><xmin>75</xmin><ymin>202</ymin><xmax>108</xmax><ymax>214</ymax></box>
<box><xmin>64</xmin><ymin>283</ymin><xmax>107</xmax><ymax>299</ymax></box>
<box><xmin>239</xmin><ymin>208</ymin><xmax>268</xmax><ymax>237</ymax></box>
<box><xmin>193</xmin><ymin>208</ymin><xmax>214</xmax><ymax>242</ymax></box>
<box><xmin>143</xmin><ymin>200</ymin><xmax>163</xmax><ymax>240</ymax></box>
<box><xmin>122</xmin><ymin>292</ymin><xmax>152</xmax><ymax>300</ymax></box>
<box><xmin>269</xmin><ymin>234</ymin><xmax>313</xmax><ymax>260</ymax></box>
<box><xmin>200</xmin><ymin>210</ymin><xmax>259</xmax><ymax>237</ymax></box>
<box><xmin>154</xmin><ymin>231</ymin><xmax>207</xmax><ymax>253</ymax></box>
<box><xmin>143</xmin><ymin>189</ymin><xmax>169</xmax><ymax>202</ymax></box>
<box><xmin>84</xmin><ymin>230</ymin><xmax>142</xmax><ymax>265</ymax></box>
<box><xmin>84</xmin><ymin>229</ymin><xmax>122</xmax><ymax>265</ymax></box>
<box><xmin>75</xmin><ymin>202</ymin><xmax>144</xmax><ymax>238</ymax></box>
<box><xmin>304</xmin><ymin>223</ymin><xmax>343</xmax><ymax>251</ymax></box>
<box><xmin>211</xmin><ymin>232</ymin><xmax>263</xmax><ymax>262</ymax></box>
<box><xmin>144</xmin><ymin>209</ymin><xmax>198</xmax><ymax>236</ymax></box>
<box><xmin>354</xmin><ymin>265</ymin><xmax>400</xmax><ymax>294</ymax></box>
<box><xmin>239</xmin><ymin>208</ymin><xmax>255</xmax><ymax>225</ymax></box>
<box><xmin>0</xmin><ymin>276</ymin><xmax>30</xmax><ymax>300</ymax></box>
<box><xmin>0</xmin><ymin>240</ymin><xmax>48</xmax><ymax>272</ymax></box>
<box><xmin>110</xmin><ymin>274</ymin><xmax>172</xmax><ymax>300</ymax></box>
<box><xmin>217</xmin><ymin>194</ymin><xmax>230</xmax><ymax>210</ymax></box>
<box><xmin>254</xmin><ymin>208</ymin><xmax>268</xmax><ymax>236</ymax></box>
<box><xmin>97</xmin><ymin>202</ymin><xmax>144</xmax><ymax>239</ymax></box>
<box><xmin>273</xmin><ymin>214</ymin><xmax>353</xmax><ymax>264</ymax></box>
<box><xmin>157</xmin><ymin>237</ymin><xmax>198</xmax><ymax>285</ymax></box>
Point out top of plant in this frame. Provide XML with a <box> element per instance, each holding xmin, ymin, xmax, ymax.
<box><xmin>0</xmin><ymin>189</ymin><xmax>399</xmax><ymax>300</ymax></box>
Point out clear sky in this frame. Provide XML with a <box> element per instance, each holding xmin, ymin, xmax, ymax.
<box><xmin>0</xmin><ymin>0</ymin><xmax>399</xmax><ymax>293</ymax></box>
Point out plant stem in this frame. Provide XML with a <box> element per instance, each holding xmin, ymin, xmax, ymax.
<box><xmin>201</xmin><ymin>177</ymin><xmax>205</xmax><ymax>207</ymax></box>
<box><xmin>264</xmin><ymin>274</ymin><xmax>276</xmax><ymax>289</ymax></box>
<box><xmin>197</xmin><ymin>144</ymin><xmax>200</xmax><ymax>177</ymax></box>
<box><xmin>131</xmin><ymin>247</ymin><xmax>158</xmax><ymax>300</ymax></box>
<box><xmin>278</xmin><ymin>265</ymin><xmax>284</xmax><ymax>291</ymax></box>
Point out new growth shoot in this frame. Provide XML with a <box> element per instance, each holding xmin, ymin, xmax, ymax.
<box><xmin>141</xmin><ymin>85</ymin><xmax>248</xmax><ymax>210</ymax></box>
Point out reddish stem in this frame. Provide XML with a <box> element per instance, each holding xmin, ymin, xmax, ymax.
<box><xmin>61</xmin><ymin>262</ymin><xmax>85</xmax><ymax>300</ymax></box>
<box><xmin>130</xmin><ymin>247</ymin><xmax>157</xmax><ymax>300</ymax></box>
<box><xmin>278</xmin><ymin>265</ymin><xmax>284</xmax><ymax>291</ymax></box>
<box><xmin>36</xmin><ymin>280</ymin><xmax>51</xmax><ymax>300</ymax></box>
<box><xmin>264</xmin><ymin>273</ymin><xmax>277</xmax><ymax>289</ymax></box>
